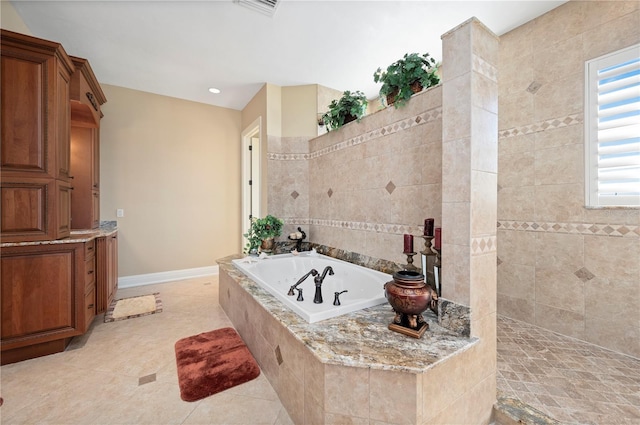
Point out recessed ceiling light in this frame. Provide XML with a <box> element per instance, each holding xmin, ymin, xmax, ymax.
<box><xmin>208</xmin><ymin>87</ymin><xmax>221</xmax><ymax>94</ymax></box>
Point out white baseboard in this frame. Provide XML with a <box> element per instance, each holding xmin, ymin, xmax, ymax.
<box><xmin>118</xmin><ymin>265</ymin><xmax>219</xmax><ymax>289</ymax></box>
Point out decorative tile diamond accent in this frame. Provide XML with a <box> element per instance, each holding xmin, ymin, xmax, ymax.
<box><xmin>138</xmin><ymin>373</ymin><xmax>156</xmax><ymax>386</ymax></box>
<box><xmin>497</xmin><ymin>257</ymin><xmax>503</xmax><ymax>266</ymax></box>
<box><xmin>471</xmin><ymin>236</ymin><xmax>497</xmax><ymax>255</ymax></box>
<box><xmin>275</xmin><ymin>345</ymin><xmax>283</xmax><ymax>366</ymax></box>
<box><xmin>574</xmin><ymin>267</ymin><xmax>595</xmax><ymax>282</ymax></box>
<box><xmin>497</xmin><ymin>220</ymin><xmax>638</xmax><ymax>238</ymax></box>
<box><xmin>499</xmin><ymin>113</ymin><xmax>583</xmax><ymax>139</ymax></box>
<box><xmin>269</xmin><ymin>106</ymin><xmax>442</xmax><ymax>161</ymax></box>
<box><xmin>472</xmin><ymin>54</ymin><xmax>498</xmax><ymax>82</ymax></box>
<box><xmin>385</xmin><ymin>181</ymin><xmax>396</xmax><ymax>194</ymax></box>
<box><xmin>290</xmin><ymin>191</ymin><xmax>299</xmax><ymax>199</ymax></box>
<box><xmin>327</xmin><ymin>188</ymin><xmax>333</xmax><ymax>198</ymax></box>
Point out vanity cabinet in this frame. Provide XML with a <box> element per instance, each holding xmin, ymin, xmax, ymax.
<box><xmin>96</xmin><ymin>232</ymin><xmax>118</xmax><ymax>313</ymax></box>
<box><xmin>0</xmin><ymin>240</ymin><xmax>95</xmax><ymax>365</ymax></box>
<box><xmin>0</xmin><ymin>30</ymin><xmax>74</xmax><ymax>242</ymax></box>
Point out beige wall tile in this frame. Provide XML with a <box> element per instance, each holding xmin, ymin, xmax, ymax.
<box><xmin>442</xmin><ymin>243</ymin><xmax>471</xmax><ymax>305</ymax></box>
<box><xmin>471</xmin><ymin>108</ymin><xmax>498</xmax><ymax>173</ymax></box>
<box><xmin>499</xmin><ymin>151</ymin><xmax>534</xmax><ymax>188</ymax></box>
<box><xmin>497</xmin><ymin>229</ymin><xmax>537</xmax><ymax>267</ymax></box>
<box><xmin>442</xmin><ymin>202</ymin><xmax>470</xmax><ymax>247</ymax></box>
<box><xmin>533</xmin><ymin>72</ymin><xmax>583</xmax><ymax>121</ymax></box>
<box><xmin>498</xmin><ymin>91</ymin><xmax>535</xmax><ymax>129</ymax></box>
<box><xmin>530</xmin><ymin>0</ymin><xmax>584</xmax><ymax>47</ymax></box>
<box><xmin>534</xmin><ymin>124</ymin><xmax>582</xmax><ymax>150</ymax></box>
<box><xmin>498</xmin><ymin>133</ymin><xmax>534</xmax><ymax>156</ymax></box>
<box><xmin>583</xmin><ymin>10</ymin><xmax>640</xmax><ymax>60</ymax></box>
<box><xmin>533</xmin><ymin>183</ymin><xmax>585</xmax><ymax>223</ymax></box>
<box><xmin>442</xmin><ymin>21</ymin><xmax>472</xmax><ymax>82</ymax></box>
<box><xmin>443</xmin><ymin>76</ymin><xmax>472</xmax><ymax>142</ymax></box>
<box><xmin>535</xmin><ymin>143</ymin><xmax>582</xmax><ymax>186</ymax></box>
<box><xmin>369</xmin><ymin>369</ymin><xmax>421</xmax><ymax>424</ymax></box>
<box><xmin>303</xmin><ymin>349</ymin><xmax>324</xmax><ymax>407</ymax></box>
<box><xmin>470</xmin><ymin>253</ymin><xmax>497</xmax><ymax>318</ymax></box>
<box><xmin>533</xmin><ymin>35</ymin><xmax>583</xmax><ymax>85</ymax></box>
<box><xmin>584</xmin><ymin>235</ymin><xmax>640</xmax><ymax>282</ymax></box>
<box><xmin>535</xmin><ymin>303</ymin><xmax>585</xmax><ymax>340</ymax></box>
<box><xmin>470</xmin><ymin>171</ymin><xmax>497</xmax><ymax>237</ymax></box>
<box><xmin>497</xmin><ymin>262</ymin><xmax>534</xmax><ymax>300</ymax></box>
<box><xmin>497</xmin><ymin>293</ymin><xmax>534</xmax><ymax>322</ymax></box>
<box><xmin>278</xmin><ymin>368</ymin><xmax>304</xmax><ymax>425</ymax></box>
<box><xmin>535</xmin><ymin>232</ymin><xmax>584</xmax><ymax>271</ymax></box>
<box><xmin>324</xmin><ymin>365</ymin><xmax>370</xmax><ymax>418</ymax></box>
<box><xmin>535</xmin><ymin>267</ymin><xmax>585</xmax><ymax>314</ymax></box>
<box><xmin>442</xmin><ymin>137</ymin><xmax>471</xmax><ymax>203</ymax></box>
<box><xmin>497</xmin><ymin>186</ymin><xmax>535</xmax><ymax>222</ymax></box>
<box><xmin>324</xmin><ymin>412</ymin><xmax>369</xmax><ymax>425</ymax></box>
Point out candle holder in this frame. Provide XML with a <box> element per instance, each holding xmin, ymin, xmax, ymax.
<box><xmin>430</xmin><ymin>244</ymin><xmax>442</xmax><ymax>297</ymax></box>
<box><xmin>403</xmin><ymin>252</ymin><xmax>418</xmax><ymax>271</ymax></box>
<box><xmin>421</xmin><ymin>235</ymin><xmax>434</xmax><ymax>256</ymax></box>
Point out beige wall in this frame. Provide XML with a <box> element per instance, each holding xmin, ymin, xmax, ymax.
<box><xmin>100</xmin><ymin>85</ymin><xmax>242</xmax><ymax>277</ymax></box>
<box><xmin>282</xmin><ymin>85</ymin><xmax>317</xmax><ymax>138</ymax></box>
<box><xmin>498</xmin><ymin>1</ymin><xmax>640</xmax><ymax>357</ymax></box>
<box><xmin>0</xmin><ymin>1</ymin><xmax>31</xmax><ymax>34</ymax></box>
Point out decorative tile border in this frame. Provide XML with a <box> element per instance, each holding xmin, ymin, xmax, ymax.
<box><xmin>268</xmin><ymin>106</ymin><xmax>442</xmax><ymax>161</ymax></box>
<box><xmin>473</xmin><ymin>54</ymin><xmax>497</xmax><ymax>82</ymax></box>
<box><xmin>498</xmin><ymin>220</ymin><xmax>640</xmax><ymax>238</ymax></box>
<box><xmin>499</xmin><ymin>113</ymin><xmax>582</xmax><ymax>139</ymax></box>
<box><xmin>471</xmin><ymin>235</ymin><xmax>497</xmax><ymax>255</ymax></box>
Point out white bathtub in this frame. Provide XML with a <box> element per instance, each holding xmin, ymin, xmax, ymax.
<box><xmin>232</xmin><ymin>251</ymin><xmax>391</xmax><ymax>323</ymax></box>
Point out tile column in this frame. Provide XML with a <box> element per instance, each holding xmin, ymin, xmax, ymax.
<box><xmin>440</xmin><ymin>17</ymin><xmax>499</xmax><ymax>422</ymax></box>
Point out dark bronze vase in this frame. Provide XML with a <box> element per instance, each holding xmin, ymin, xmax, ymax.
<box><xmin>384</xmin><ymin>270</ymin><xmax>436</xmax><ymax>338</ymax></box>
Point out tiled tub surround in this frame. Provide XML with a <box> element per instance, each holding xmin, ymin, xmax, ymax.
<box><xmin>218</xmin><ymin>255</ymin><xmax>483</xmax><ymax>424</ymax></box>
<box><xmin>268</xmin><ymin>86</ymin><xmax>444</xmax><ymax>267</ymax></box>
<box><xmin>498</xmin><ymin>0</ymin><xmax>640</xmax><ymax>358</ymax></box>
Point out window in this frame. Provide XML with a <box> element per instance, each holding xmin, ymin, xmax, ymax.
<box><xmin>585</xmin><ymin>44</ymin><xmax>640</xmax><ymax>207</ymax></box>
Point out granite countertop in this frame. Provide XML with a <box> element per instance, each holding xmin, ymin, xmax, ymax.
<box><xmin>1</xmin><ymin>221</ymin><xmax>118</xmax><ymax>248</ymax></box>
<box><xmin>218</xmin><ymin>254</ymin><xmax>478</xmax><ymax>373</ymax></box>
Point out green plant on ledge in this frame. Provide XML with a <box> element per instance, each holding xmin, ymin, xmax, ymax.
<box><xmin>243</xmin><ymin>214</ymin><xmax>284</xmax><ymax>254</ymax></box>
<box><xmin>373</xmin><ymin>52</ymin><xmax>440</xmax><ymax>108</ymax></box>
<box><xmin>321</xmin><ymin>90</ymin><xmax>368</xmax><ymax>131</ymax></box>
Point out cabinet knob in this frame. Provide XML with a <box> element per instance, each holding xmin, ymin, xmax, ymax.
<box><xmin>88</xmin><ymin>270</ymin><xmax>94</xmax><ymax>275</ymax></box>
<box><xmin>88</xmin><ymin>304</ymin><xmax>94</xmax><ymax>309</ymax></box>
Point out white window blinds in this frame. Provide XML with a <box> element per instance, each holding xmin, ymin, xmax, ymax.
<box><xmin>585</xmin><ymin>44</ymin><xmax>640</xmax><ymax>207</ymax></box>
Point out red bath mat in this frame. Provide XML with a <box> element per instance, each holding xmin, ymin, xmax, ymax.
<box><xmin>174</xmin><ymin>327</ymin><xmax>260</xmax><ymax>402</ymax></box>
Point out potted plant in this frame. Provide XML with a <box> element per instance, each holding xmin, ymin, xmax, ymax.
<box><xmin>243</xmin><ymin>214</ymin><xmax>284</xmax><ymax>254</ymax></box>
<box><xmin>373</xmin><ymin>52</ymin><xmax>440</xmax><ymax>108</ymax></box>
<box><xmin>321</xmin><ymin>90</ymin><xmax>368</xmax><ymax>131</ymax></box>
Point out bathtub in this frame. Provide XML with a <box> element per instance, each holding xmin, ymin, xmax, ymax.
<box><xmin>232</xmin><ymin>251</ymin><xmax>391</xmax><ymax>323</ymax></box>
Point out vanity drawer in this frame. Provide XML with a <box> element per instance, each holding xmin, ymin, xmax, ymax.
<box><xmin>85</xmin><ymin>258</ymin><xmax>96</xmax><ymax>293</ymax></box>
<box><xmin>84</xmin><ymin>239</ymin><xmax>95</xmax><ymax>259</ymax></box>
<box><xmin>83</xmin><ymin>287</ymin><xmax>96</xmax><ymax>329</ymax></box>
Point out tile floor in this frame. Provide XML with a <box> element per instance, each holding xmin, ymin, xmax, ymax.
<box><xmin>497</xmin><ymin>315</ymin><xmax>640</xmax><ymax>425</ymax></box>
<box><xmin>2</xmin><ymin>276</ymin><xmax>639</xmax><ymax>425</ymax></box>
<box><xmin>0</xmin><ymin>276</ymin><xmax>293</xmax><ymax>425</ymax></box>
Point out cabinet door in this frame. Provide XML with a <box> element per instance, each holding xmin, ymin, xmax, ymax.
<box><xmin>56</xmin><ymin>180</ymin><xmax>71</xmax><ymax>238</ymax></box>
<box><xmin>55</xmin><ymin>66</ymin><xmax>71</xmax><ymax>180</ymax></box>
<box><xmin>0</xmin><ymin>177</ymin><xmax>55</xmax><ymax>241</ymax></box>
<box><xmin>1</xmin><ymin>247</ymin><xmax>78</xmax><ymax>343</ymax></box>
<box><xmin>108</xmin><ymin>233</ymin><xmax>118</xmax><ymax>302</ymax></box>
<box><xmin>0</xmin><ymin>53</ymin><xmax>53</xmax><ymax>175</ymax></box>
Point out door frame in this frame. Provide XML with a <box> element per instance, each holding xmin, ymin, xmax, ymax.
<box><xmin>241</xmin><ymin>117</ymin><xmax>262</xmax><ymax>248</ymax></box>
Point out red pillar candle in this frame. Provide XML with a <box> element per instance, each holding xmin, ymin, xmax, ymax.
<box><xmin>403</xmin><ymin>234</ymin><xmax>414</xmax><ymax>253</ymax></box>
<box><xmin>423</xmin><ymin>218</ymin><xmax>434</xmax><ymax>236</ymax></box>
<box><xmin>434</xmin><ymin>227</ymin><xmax>441</xmax><ymax>250</ymax></box>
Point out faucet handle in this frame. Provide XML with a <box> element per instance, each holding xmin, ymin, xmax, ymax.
<box><xmin>296</xmin><ymin>288</ymin><xmax>304</xmax><ymax>302</ymax></box>
<box><xmin>333</xmin><ymin>290</ymin><xmax>348</xmax><ymax>306</ymax></box>
<box><xmin>288</xmin><ymin>286</ymin><xmax>296</xmax><ymax>296</ymax></box>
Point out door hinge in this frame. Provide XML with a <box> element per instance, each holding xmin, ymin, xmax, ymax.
<box><xmin>248</xmin><ymin>145</ymin><xmax>253</xmax><ymax>151</ymax></box>
<box><xmin>249</xmin><ymin>179</ymin><xmax>252</xmax><ymax>185</ymax></box>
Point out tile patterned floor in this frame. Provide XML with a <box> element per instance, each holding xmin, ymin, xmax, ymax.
<box><xmin>497</xmin><ymin>315</ymin><xmax>640</xmax><ymax>425</ymax></box>
<box><xmin>2</xmin><ymin>276</ymin><xmax>639</xmax><ymax>425</ymax></box>
<box><xmin>0</xmin><ymin>276</ymin><xmax>294</xmax><ymax>425</ymax></box>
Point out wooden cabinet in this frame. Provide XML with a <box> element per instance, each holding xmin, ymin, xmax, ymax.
<box><xmin>96</xmin><ymin>232</ymin><xmax>118</xmax><ymax>314</ymax></box>
<box><xmin>69</xmin><ymin>56</ymin><xmax>106</xmax><ymax>230</ymax></box>
<box><xmin>0</xmin><ymin>240</ymin><xmax>95</xmax><ymax>365</ymax></box>
<box><xmin>0</xmin><ymin>30</ymin><xmax>74</xmax><ymax>242</ymax></box>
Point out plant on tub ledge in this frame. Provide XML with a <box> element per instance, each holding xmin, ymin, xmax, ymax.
<box><xmin>373</xmin><ymin>52</ymin><xmax>440</xmax><ymax>108</ymax></box>
<box><xmin>243</xmin><ymin>215</ymin><xmax>284</xmax><ymax>255</ymax></box>
<box><xmin>321</xmin><ymin>90</ymin><xmax>368</xmax><ymax>131</ymax></box>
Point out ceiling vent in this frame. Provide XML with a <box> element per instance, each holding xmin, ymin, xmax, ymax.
<box><xmin>234</xmin><ymin>0</ymin><xmax>279</xmax><ymax>17</ymax></box>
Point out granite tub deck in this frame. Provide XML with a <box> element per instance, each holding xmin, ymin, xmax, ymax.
<box><xmin>218</xmin><ymin>255</ymin><xmax>478</xmax><ymax>424</ymax></box>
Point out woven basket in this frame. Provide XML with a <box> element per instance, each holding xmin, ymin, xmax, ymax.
<box><xmin>386</xmin><ymin>81</ymin><xmax>424</xmax><ymax>106</ymax></box>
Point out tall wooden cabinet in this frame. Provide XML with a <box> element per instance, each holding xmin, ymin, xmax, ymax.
<box><xmin>0</xmin><ymin>30</ymin><xmax>74</xmax><ymax>242</ymax></box>
<box><xmin>70</xmin><ymin>55</ymin><xmax>106</xmax><ymax>230</ymax></box>
<box><xmin>1</xmin><ymin>30</ymin><xmax>114</xmax><ymax>365</ymax></box>
<box><xmin>96</xmin><ymin>232</ymin><xmax>118</xmax><ymax>313</ymax></box>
